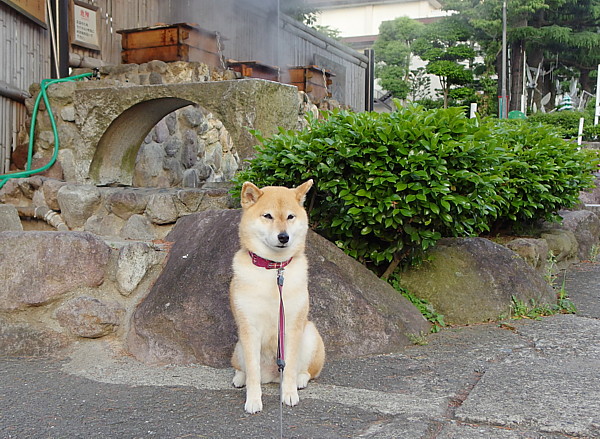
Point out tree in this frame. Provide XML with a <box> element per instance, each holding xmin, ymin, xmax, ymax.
<box><xmin>441</xmin><ymin>0</ymin><xmax>600</xmax><ymax>112</ymax></box>
<box><xmin>373</xmin><ymin>17</ymin><xmax>424</xmax><ymax>99</ymax></box>
<box><xmin>411</xmin><ymin>17</ymin><xmax>476</xmax><ymax>108</ymax></box>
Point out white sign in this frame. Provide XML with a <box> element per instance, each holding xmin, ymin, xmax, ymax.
<box><xmin>72</xmin><ymin>2</ymin><xmax>99</xmax><ymax>50</ymax></box>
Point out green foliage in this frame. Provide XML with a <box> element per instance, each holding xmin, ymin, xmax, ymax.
<box><xmin>374</xmin><ymin>17</ymin><xmax>424</xmax><ymax>100</ymax></box>
<box><xmin>527</xmin><ymin>111</ymin><xmax>600</xmax><ymax>140</ymax></box>
<box><xmin>233</xmin><ymin>105</ymin><xmax>598</xmax><ymax>269</ymax></box>
<box><xmin>412</xmin><ymin>16</ymin><xmax>477</xmax><ymax>108</ymax></box>
<box><xmin>487</xmin><ymin>120</ymin><xmax>598</xmax><ymax>226</ymax></box>
<box><xmin>388</xmin><ymin>274</ymin><xmax>445</xmax><ymax>332</ymax></box>
<box><xmin>376</xmin><ymin>65</ymin><xmax>411</xmax><ymax>100</ymax></box>
<box><xmin>508</xmin><ymin>289</ymin><xmax>577</xmax><ymax>320</ymax></box>
<box><xmin>407</xmin><ymin>68</ymin><xmax>431</xmax><ymax>101</ymax></box>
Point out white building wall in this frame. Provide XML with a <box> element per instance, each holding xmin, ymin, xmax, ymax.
<box><xmin>314</xmin><ymin>1</ymin><xmax>446</xmax><ymax>38</ymax></box>
<box><xmin>312</xmin><ymin>1</ymin><xmax>448</xmax><ymax>108</ymax></box>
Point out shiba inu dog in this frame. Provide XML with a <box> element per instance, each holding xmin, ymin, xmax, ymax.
<box><xmin>230</xmin><ymin>179</ymin><xmax>325</xmax><ymax>414</ymax></box>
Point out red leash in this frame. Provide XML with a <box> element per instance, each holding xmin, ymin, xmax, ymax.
<box><xmin>276</xmin><ymin>268</ymin><xmax>286</xmax><ymax>372</ymax></box>
<box><xmin>248</xmin><ymin>251</ymin><xmax>290</xmax><ymax>371</ymax></box>
<box><xmin>248</xmin><ymin>251</ymin><xmax>290</xmax><ymax>438</ymax></box>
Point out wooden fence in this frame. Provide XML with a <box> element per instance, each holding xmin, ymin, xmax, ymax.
<box><xmin>0</xmin><ymin>0</ymin><xmax>368</xmax><ymax>174</ymax></box>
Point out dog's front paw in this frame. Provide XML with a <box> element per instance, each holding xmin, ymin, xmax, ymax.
<box><xmin>232</xmin><ymin>370</ymin><xmax>246</xmax><ymax>388</ymax></box>
<box><xmin>297</xmin><ymin>372</ymin><xmax>310</xmax><ymax>389</ymax></box>
<box><xmin>282</xmin><ymin>389</ymin><xmax>299</xmax><ymax>407</ymax></box>
<box><xmin>244</xmin><ymin>397</ymin><xmax>263</xmax><ymax>414</ymax></box>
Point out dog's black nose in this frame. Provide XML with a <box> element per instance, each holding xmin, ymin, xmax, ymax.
<box><xmin>278</xmin><ymin>232</ymin><xmax>289</xmax><ymax>244</ymax></box>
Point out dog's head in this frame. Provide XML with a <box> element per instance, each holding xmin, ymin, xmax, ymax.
<box><xmin>239</xmin><ymin>180</ymin><xmax>313</xmax><ymax>261</ymax></box>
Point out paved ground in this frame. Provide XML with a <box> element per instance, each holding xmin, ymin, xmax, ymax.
<box><xmin>1</xmin><ymin>260</ymin><xmax>599</xmax><ymax>439</ymax></box>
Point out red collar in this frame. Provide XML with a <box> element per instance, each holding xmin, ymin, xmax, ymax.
<box><xmin>248</xmin><ymin>251</ymin><xmax>293</xmax><ymax>270</ymax></box>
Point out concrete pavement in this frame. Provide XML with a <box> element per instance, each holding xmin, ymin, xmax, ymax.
<box><xmin>1</xmin><ymin>259</ymin><xmax>599</xmax><ymax>439</ymax></box>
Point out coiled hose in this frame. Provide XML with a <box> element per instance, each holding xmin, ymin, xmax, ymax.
<box><xmin>0</xmin><ymin>72</ymin><xmax>94</xmax><ymax>190</ymax></box>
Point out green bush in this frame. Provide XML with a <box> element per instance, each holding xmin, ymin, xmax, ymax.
<box><xmin>234</xmin><ymin>104</ymin><xmax>597</xmax><ymax>270</ymax></box>
<box><xmin>488</xmin><ymin>120</ymin><xmax>598</xmax><ymax>227</ymax></box>
<box><xmin>527</xmin><ymin>110</ymin><xmax>599</xmax><ymax>140</ymax></box>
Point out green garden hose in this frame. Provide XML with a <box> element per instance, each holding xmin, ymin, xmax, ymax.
<box><xmin>0</xmin><ymin>72</ymin><xmax>93</xmax><ymax>190</ymax></box>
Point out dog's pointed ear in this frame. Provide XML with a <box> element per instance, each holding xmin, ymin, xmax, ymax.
<box><xmin>241</xmin><ymin>182</ymin><xmax>263</xmax><ymax>209</ymax></box>
<box><xmin>295</xmin><ymin>179</ymin><xmax>314</xmax><ymax>205</ymax></box>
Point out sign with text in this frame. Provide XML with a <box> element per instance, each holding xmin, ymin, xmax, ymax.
<box><xmin>1</xmin><ymin>0</ymin><xmax>46</xmax><ymax>27</ymax></box>
<box><xmin>71</xmin><ymin>1</ymin><xmax>100</xmax><ymax>50</ymax></box>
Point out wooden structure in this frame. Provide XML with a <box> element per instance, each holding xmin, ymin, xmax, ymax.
<box><xmin>118</xmin><ymin>23</ymin><xmax>223</xmax><ymax>67</ymax></box>
<box><xmin>288</xmin><ymin>65</ymin><xmax>335</xmax><ymax>103</ymax></box>
<box><xmin>227</xmin><ymin>60</ymin><xmax>279</xmax><ymax>82</ymax></box>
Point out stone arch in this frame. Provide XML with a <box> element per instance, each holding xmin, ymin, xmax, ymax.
<box><xmin>89</xmin><ymin>97</ymin><xmax>195</xmax><ymax>186</ymax></box>
<box><xmin>81</xmin><ymin>79</ymin><xmax>299</xmax><ymax>186</ymax></box>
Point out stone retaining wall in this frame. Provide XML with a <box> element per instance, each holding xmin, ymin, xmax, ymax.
<box><xmin>0</xmin><ymin>230</ymin><xmax>167</xmax><ymax>356</ymax></box>
<box><xmin>0</xmin><ymin>176</ymin><xmax>233</xmax><ymax>240</ymax></box>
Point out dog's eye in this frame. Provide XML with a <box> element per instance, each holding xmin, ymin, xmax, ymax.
<box><xmin>287</xmin><ymin>214</ymin><xmax>295</xmax><ymax>220</ymax></box>
<box><xmin>263</xmin><ymin>213</ymin><xmax>273</xmax><ymax>220</ymax></box>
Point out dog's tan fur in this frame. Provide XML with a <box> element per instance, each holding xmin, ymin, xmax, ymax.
<box><xmin>230</xmin><ymin>180</ymin><xmax>325</xmax><ymax>414</ymax></box>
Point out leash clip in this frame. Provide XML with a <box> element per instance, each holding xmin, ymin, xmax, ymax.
<box><xmin>277</xmin><ymin>267</ymin><xmax>285</xmax><ymax>286</ymax></box>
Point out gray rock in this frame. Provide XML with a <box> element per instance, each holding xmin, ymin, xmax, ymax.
<box><xmin>181</xmin><ymin>140</ymin><xmax>198</xmax><ymax>169</ymax></box>
<box><xmin>105</xmin><ymin>189</ymin><xmax>149</xmax><ymax>220</ymax></box>
<box><xmin>57</xmin><ymin>184</ymin><xmax>101</xmax><ymax>229</ymax></box>
<box><xmin>56</xmin><ymin>296</ymin><xmax>124</xmax><ymax>338</ymax></box>
<box><xmin>540</xmin><ymin>229</ymin><xmax>579</xmax><ymax>268</ymax></box>
<box><xmin>579</xmin><ymin>174</ymin><xmax>600</xmax><ymax>204</ymax></box>
<box><xmin>60</xmin><ymin>105</ymin><xmax>76</xmax><ymax>122</ymax></box>
<box><xmin>120</xmin><ymin>214</ymin><xmax>155</xmax><ymax>241</ymax></box>
<box><xmin>182</xmin><ymin>128</ymin><xmax>197</xmax><ymax>147</ymax></box>
<box><xmin>181</xmin><ymin>106</ymin><xmax>203</xmax><ymax>128</ymax></box>
<box><xmin>505</xmin><ymin>238</ymin><xmax>549</xmax><ymax>273</ymax></box>
<box><xmin>193</xmin><ymin>162</ymin><xmax>212</xmax><ymax>181</ymax></box>
<box><xmin>145</xmin><ymin>192</ymin><xmax>178</xmax><ymax>224</ymax></box>
<box><xmin>0</xmin><ymin>204</ymin><xmax>23</xmax><ymax>231</ymax></box>
<box><xmin>163</xmin><ymin>157</ymin><xmax>184</xmax><ymax>186</ymax></box>
<box><xmin>84</xmin><ymin>214</ymin><xmax>125</xmax><ymax>237</ymax></box>
<box><xmin>18</xmin><ymin>176</ymin><xmax>44</xmax><ymax>198</ymax></box>
<box><xmin>132</xmin><ymin>142</ymin><xmax>168</xmax><ymax>188</ymax></box>
<box><xmin>0</xmin><ymin>321</ymin><xmax>69</xmax><ymax>356</ymax></box>
<box><xmin>556</xmin><ymin>210</ymin><xmax>600</xmax><ymax>260</ymax></box>
<box><xmin>127</xmin><ymin>210</ymin><xmax>430</xmax><ymax>367</ymax></box>
<box><xmin>204</xmin><ymin>141</ymin><xmax>222</xmax><ymax>173</ymax></box>
<box><xmin>148</xmin><ymin>71</ymin><xmax>163</xmax><ymax>85</ymax></box>
<box><xmin>37</xmin><ymin>130</ymin><xmax>56</xmax><ymax>150</ymax></box>
<box><xmin>164</xmin><ymin>137</ymin><xmax>182</xmax><ymax>157</ymax></box>
<box><xmin>198</xmin><ymin>185</ymin><xmax>233</xmax><ymax>210</ymax></box>
<box><xmin>182</xmin><ymin>168</ymin><xmax>200</xmax><ymax>188</ymax></box>
<box><xmin>175</xmin><ymin>189</ymin><xmax>204</xmax><ymax>213</ymax></box>
<box><xmin>152</xmin><ymin>119</ymin><xmax>170</xmax><ymax>144</ymax></box>
<box><xmin>165</xmin><ymin>112</ymin><xmax>177</xmax><ymax>135</ymax></box>
<box><xmin>116</xmin><ymin>242</ymin><xmax>159</xmax><ymax>296</ymax></box>
<box><xmin>42</xmin><ymin>179</ymin><xmax>68</xmax><ymax>211</ymax></box>
<box><xmin>0</xmin><ymin>178</ymin><xmax>24</xmax><ymax>205</ymax></box>
<box><xmin>222</xmin><ymin>153</ymin><xmax>239</xmax><ymax>181</ymax></box>
<box><xmin>0</xmin><ymin>232</ymin><xmax>110</xmax><ymax>311</ymax></box>
<box><xmin>399</xmin><ymin>237</ymin><xmax>556</xmax><ymax>325</ymax></box>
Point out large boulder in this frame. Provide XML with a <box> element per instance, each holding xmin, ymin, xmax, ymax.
<box><xmin>0</xmin><ymin>231</ymin><xmax>111</xmax><ymax>311</ymax></box>
<box><xmin>398</xmin><ymin>238</ymin><xmax>556</xmax><ymax>325</ymax></box>
<box><xmin>127</xmin><ymin>210</ymin><xmax>430</xmax><ymax>368</ymax></box>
